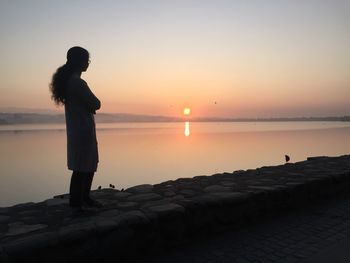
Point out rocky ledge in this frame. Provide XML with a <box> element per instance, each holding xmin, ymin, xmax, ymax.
<box><xmin>1</xmin><ymin>155</ymin><xmax>350</xmax><ymax>262</ymax></box>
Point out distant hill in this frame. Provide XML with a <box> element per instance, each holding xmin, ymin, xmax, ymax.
<box><xmin>0</xmin><ymin>112</ymin><xmax>349</xmax><ymax>125</ymax></box>
<box><xmin>0</xmin><ymin>113</ymin><xmax>65</xmax><ymax>124</ymax></box>
<box><xmin>0</xmin><ymin>107</ymin><xmax>60</xmax><ymax>114</ymax></box>
<box><xmin>0</xmin><ymin>112</ymin><xmax>180</xmax><ymax>124</ymax></box>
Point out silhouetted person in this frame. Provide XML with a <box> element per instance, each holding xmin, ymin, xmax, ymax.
<box><xmin>50</xmin><ymin>46</ymin><xmax>102</xmax><ymax>212</ymax></box>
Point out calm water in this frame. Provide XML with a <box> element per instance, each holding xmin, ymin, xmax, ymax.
<box><xmin>1</xmin><ymin>121</ymin><xmax>350</xmax><ymax>207</ymax></box>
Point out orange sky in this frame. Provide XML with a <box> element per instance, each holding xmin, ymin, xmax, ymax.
<box><xmin>0</xmin><ymin>1</ymin><xmax>349</xmax><ymax>118</ymax></box>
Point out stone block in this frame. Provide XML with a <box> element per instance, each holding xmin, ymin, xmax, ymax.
<box><xmin>98</xmin><ymin>209</ymin><xmax>121</xmax><ymax>218</ymax></box>
<box><xmin>0</xmin><ymin>207</ymin><xmax>10</xmax><ymax>213</ymax></box>
<box><xmin>248</xmin><ymin>185</ymin><xmax>278</xmax><ymax>192</ymax></box>
<box><xmin>113</xmin><ymin>191</ymin><xmax>132</xmax><ymax>199</ymax></box>
<box><xmin>93</xmin><ymin>217</ymin><xmax>118</xmax><ymax>235</ymax></box>
<box><xmin>194</xmin><ymin>194</ymin><xmax>222</xmax><ymax>206</ymax></box>
<box><xmin>0</xmin><ymin>215</ymin><xmax>10</xmax><ymax>224</ymax></box>
<box><xmin>204</xmin><ymin>185</ymin><xmax>232</xmax><ymax>192</ymax></box>
<box><xmin>220</xmin><ymin>181</ymin><xmax>238</xmax><ymax>187</ymax></box>
<box><xmin>114</xmin><ymin>210</ymin><xmax>149</xmax><ymax>227</ymax></box>
<box><xmin>209</xmin><ymin>192</ymin><xmax>250</xmax><ymax>205</ymax></box>
<box><xmin>0</xmin><ymin>245</ymin><xmax>10</xmax><ymax>263</ymax></box>
<box><xmin>12</xmin><ymin>202</ymin><xmax>36</xmax><ymax>209</ymax></box>
<box><xmin>116</xmin><ymin>201</ymin><xmax>139</xmax><ymax>210</ymax></box>
<box><xmin>179</xmin><ymin>189</ymin><xmax>197</xmax><ymax>197</ymax></box>
<box><xmin>127</xmin><ymin>193</ymin><xmax>162</xmax><ymax>202</ymax></box>
<box><xmin>169</xmin><ymin>195</ymin><xmax>185</xmax><ymax>201</ymax></box>
<box><xmin>96</xmin><ymin>227</ymin><xmax>135</xmax><ymax>261</ymax></box>
<box><xmin>58</xmin><ymin>222</ymin><xmax>95</xmax><ymax>243</ymax></box>
<box><xmin>307</xmin><ymin>156</ymin><xmax>328</xmax><ymax>161</ymax></box>
<box><xmin>162</xmin><ymin>190</ymin><xmax>176</xmax><ymax>197</ymax></box>
<box><xmin>147</xmin><ymin>203</ymin><xmax>185</xmax><ymax>219</ymax></box>
<box><xmin>5</xmin><ymin>222</ymin><xmax>48</xmax><ymax>237</ymax></box>
<box><xmin>3</xmin><ymin>232</ymin><xmax>57</xmax><ymax>258</ymax></box>
<box><xmin>141</xmin><ymin>199</ymin><xmax>172</xmax><ymax>209</ymax></box>
<box><xmin>126</xmin><ymin>184</ymin><xmax>154</xmax><ymax>194</ymax></box>
<box><xmin>44</xmin><ymin>198</ymin><xmax>68</xmax><ymax>206</ymax></box>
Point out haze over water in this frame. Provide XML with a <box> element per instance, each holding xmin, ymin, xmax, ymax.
<box><xmin>1</xmin><ymin>121</ymin><xmax>350</xmax><ymax>207</ymax></box>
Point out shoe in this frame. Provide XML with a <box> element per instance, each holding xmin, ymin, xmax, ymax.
<box><xmin>84</xmin><ymin>198</ymin><xmax>103</xmax><ymax>208</ymax></box>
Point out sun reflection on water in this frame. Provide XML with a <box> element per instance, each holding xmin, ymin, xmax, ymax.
<box><xmin>184</xmin><ymin>121</ymin><xmax>190</xmax><ymax>137</ymax></box>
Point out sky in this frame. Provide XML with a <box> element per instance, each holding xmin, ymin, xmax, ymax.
<box><xmin>0</xmin><ymin>0</ymin><xmax>349</xmax><ymax>118</ymax></box>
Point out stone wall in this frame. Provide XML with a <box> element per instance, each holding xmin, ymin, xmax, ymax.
<box><xmin>1</xmin><ymin>155</ymin><xmax>350</xmax><ymax>262</ymax></box>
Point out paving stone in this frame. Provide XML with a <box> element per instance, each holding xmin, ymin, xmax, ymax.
<box><xmin>92</xmin><ymin>217</ymin><xmax>118</xmax><ymax>234</ymax></box>
<box><xmin>44</xmin><ymin>198</ymin><xmax>68</xmax><ymax>206</ymax></box>
<box><xmin>126</xmin><ymin>184</ymin><xmax>154</xmax><ymax>193</ymax></box>
<box><xmin>116</xmin><ymin>201</ymin><xmax>139</xmax><ymax>210</ymax></box>
<box><xmin>179</xmin><ymin>189</ymin><xmax>197</xmax><ymax>197</ymax></box>
<box><xmin>163</xmin><ymin>191</ymin><xmax>177</xmax><ymax>197</ymax></box>
<box><xmin>17</xmin><ymin>210</ymin><xmax>40</xmax><ymax>216</ymax></box>
<box><xmin>0</xmin><ymin>215</ymin><xmax>10</xmax><ymax>224</ymax></box>
<box><xmin>3</xmin><ymin>232</ymin><xmax>57</xmax><ymax>257</ymax></box>
<box><xmin>147</xmin><ymin>203</ymin><xmax>185</xmax><ymax>217</ymax></box>
<box><xmin>247</xmin><ymin>185</ymin><xmax>280</xmax><ymax>191</ymax></box>
<box><xmin>169</xmin><ymin>195</ymin><xmax>185</xmax><ymax>201</ymax></box>
<box><xmin>5</xmin><ymin>222</ymin><xmax>48</xmax><ymax>237</ymax></box>
<box><xmin>127</xmin><ymin>193</ymin><xmax>162</xmax><ymax>202</ymax></box>
<box><xmin>220</xmin><ymin>181</ymin><xmax>238</xmax><ymax>187</ymax></box>
<box><xmin>141</xmin><ymin>199</ymin><xmax>172</xmax><ymax>209</ymax></box>
<box><xmin>12</xmin><ymin>203</ymin><xmax>36</xmax><ymax>209</ymax></box>
<box><xmin>58</xmin><ymin>222</ymin><xmax>95</xmax><ymax>242</ymax></box>
<box><xmin>114</xmin><ymin>210</ymin><xmax>149</xmax><ymax>226</ymax></box>
<box><xmin>0</xmin><ymin>208</ymin><xmax>10</xmax><ymax>214</ymax></box>
<box><xmin>98</xmin><ymin>209</ymin><xmax>121</xmax><ymax>218</ymax></box>
<box><xmin>203</xmin><ymin>185</ymin><xmax>232</xmax><ymax>192</ymax></box>
<box><xmin>208</xmin><ymin>192</ymin><xmax>250</xmax><ymax>204</ymax></box>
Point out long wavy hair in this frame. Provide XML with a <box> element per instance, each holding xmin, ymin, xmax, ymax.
<box><xmin>50</xmin><ymin>46</ymin><xmax>89</xmax><ymax>105</ymax></box>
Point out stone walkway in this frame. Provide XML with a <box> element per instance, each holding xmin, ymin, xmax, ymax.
<box><xmin>0</xmin><ymin>155</ymin><xmax>350</xmax><ymax>262</ymax></box>
<box><xmin>140</xmin><ymin>193</ymin><xmax>350</xmax><ymax>263</ymax></box>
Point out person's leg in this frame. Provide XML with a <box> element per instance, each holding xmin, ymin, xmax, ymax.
<box><xmin>69</xmin><ymin>171</ymin><xmax>84</xmax><ymax>207</ymax></box>
<box><xmin>82</xmin><ymin>172</ymin><xmax>103</xmax><ymax>208</ymax></box>
<box><xmin>83</xmin><ymin>172</ymin><xmax>94</xmax><ymax>202</ymax></box>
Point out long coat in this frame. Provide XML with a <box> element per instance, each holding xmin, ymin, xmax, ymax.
<box><xmin>64</xmin><ymin>74</ymin><xmax>101</xmax><ymax>172</ymax></box>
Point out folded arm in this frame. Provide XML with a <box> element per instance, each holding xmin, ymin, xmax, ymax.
<box><xmin>74</xmin><ymin>79</ymin><xmax>101</xmax><ymax>113</ymax></box>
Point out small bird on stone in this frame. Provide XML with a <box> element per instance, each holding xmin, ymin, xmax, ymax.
<box><xmin>109</xmin><ymin>184</ymin><xmax>115</xmax><ymax>189</ymax></box>
<box><xmin>97</xmin><ymin>186</ymin><xmax>102</xmax><ymax>190</ymax></box>
<box><xmin>285</xmin><ymin>155</ymin><xmax>290</xmax><ymax>163</ymax></box>
<box><xmin>121</xmin><ymin>188</ymin><xmax>124</xmax><ymax>192</ymax></box>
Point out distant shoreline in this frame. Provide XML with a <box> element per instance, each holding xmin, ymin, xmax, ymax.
<box><xmin>0</xmin><ymin>112</ymin><xmax>350</xmax><ymax>125</ymax></box>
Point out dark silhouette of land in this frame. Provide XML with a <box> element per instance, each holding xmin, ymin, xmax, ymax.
<box><xmin>1</xmin><ymin>112</ymin><xmax>349</xmax><ymax>125</ymax></box>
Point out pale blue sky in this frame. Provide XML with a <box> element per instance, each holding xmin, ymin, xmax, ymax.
<box><xmin>0</xmin><ymin>0</ymin><xmax>349</xmax><ymax>117</ymax></box>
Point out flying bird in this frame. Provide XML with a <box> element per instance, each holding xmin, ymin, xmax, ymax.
<box><xmin>285</xmin><ymin>155</ymin><xmax>290</xmax><ymax>163</ymax></box>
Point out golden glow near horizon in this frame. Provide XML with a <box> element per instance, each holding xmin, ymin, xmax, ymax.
<box><xmin>0</xmin><ymin>1</ymin><xmax>349</xmax><ymax>118</ymax></box>
<box><xmin>183</xmin><ymin>108</ymin><xmax>191</xmax><ymax>116</ymax></box>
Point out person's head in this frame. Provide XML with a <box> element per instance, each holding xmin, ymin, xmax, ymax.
<box><xmin>66</xmin><ymin>46</ymin><xmax>90</xmax><ymax>72</ymax></box>
<box><xmin>50</xmin><ymin>46</ymin><xmax>90</xmax><ymax>105</ymax></box>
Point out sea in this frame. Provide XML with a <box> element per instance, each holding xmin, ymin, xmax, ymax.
<box><xmin>1</xmin><ymin>121</ymin><xmax>350</xmax><ymax>207</ymax></box>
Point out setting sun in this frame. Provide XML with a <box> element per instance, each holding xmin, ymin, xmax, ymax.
<box><xmin>183</xmin><ymin>108</ymin><xmax>191</xmax><ymax>116</ymax></box>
